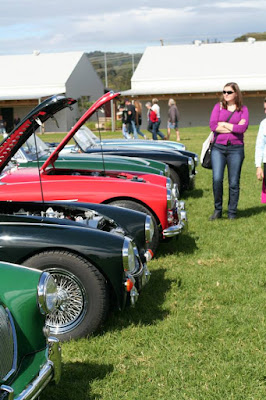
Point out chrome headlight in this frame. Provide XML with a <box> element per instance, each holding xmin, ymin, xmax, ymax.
<box><xmin>166</xmin><ymin>177</ymin><xmax>172</xmax><ymax>189</ymax></box>
<box><xmin>38</xmin><ymin>272</ymin><xmax>58</xmax><ymax>315</ymax></box>
<box><xmin>164</xmin><ymin>164</ymin><xmax>170</xmax><ymax>177</ymax></box>
<box><xmin>172</xmin><ymin>183</ymin><xmax>179</xmax><ymax>199</ymax></box>
<box><xmin>188</xmin><ymin>156</ymin><xmax>194</xmax><ymax>172</ymax></box>
<box><xmin>167</xmin><ymin>188</ymin><xmax>176</xmax><ymax>209</ymax></box>
<box><xmin>122</xmin><ymin>237</ymin><xmax>136</xmax><ymax>273</ymax></box>
<box><xmin>145</xmin><ymin>215</ymin><xmax>154</xmax><ymax>243</ymax></box>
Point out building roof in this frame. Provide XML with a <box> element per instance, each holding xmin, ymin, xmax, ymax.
<box><xmin>0</xmin><ymin>51</ymin><xmax>85</xmax><ymax>100</ymax></box>
<box><xmin>122</xmin><ymin>40</ymin><xmax>266</xmax><ymax>96</ymax></box>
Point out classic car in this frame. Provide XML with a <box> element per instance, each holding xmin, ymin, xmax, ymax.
<box><xmin>0</xmin><ymin>91</ymin><xmax>187</xmax><ymax>253</ymax></box>
<box><xmin>70</xmin><ymin>125</ymin><xmax>197</xmax><ymax>191</ymax></box>
<box><xmin>13</xmin><ymin>133</ymin><xmax>170</xmax><ymax>179</ymax></box>
<box><xmin>0</xmin><ymin>261</ymin><xmax>61</xmax><ymax>399</ymax></box>
<box><xmin>0</xmin><ymin>200</ymin><xmax>153</xmax><ymax>341</ymax></box>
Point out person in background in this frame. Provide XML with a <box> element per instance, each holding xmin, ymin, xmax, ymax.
<box><xmin>145</xmin><ymin>102</ymin><xmax>154</xmax><ymax>137</ymax></box>
<box><xmin>134</xmin><ymin>100</ymin><xmax>146</xmax><ymax>139</ymax></box>
<box><xmin>125</xmin><ymin>99</ymin><xmax>138</xmax><ymax>139</ymax></box>
<box><xmin>151</xmin><ymin>98</ymin><xmax>166</xmax><ymax>140</ymax></box>
<box><xmin>209</xmin><ymin>82</ymin><xmax>249</xmax><ymax>220</ymax></box>
<box><xmin>167</xmin><ymin>98</ymin><xmax>180</xmax><ymax>141</ymax></box>
<box><xmin>119</xmin><ymin>104</ymin><xmax>131</xmax><ymax>139</ymax></box>
<box><xmin>13</xmin><ymin>115</ymin><xmax>21</xmax><ymax>128</ymax></box>
<box><xmin>0</xmin><ymin>115</ymin><xmax>7</xmax><ymax>135</ymax></box>
<box><xmin>255</xmin><ymin>98</ymin><xmax>266</xmax><ymax>203</ymax></box>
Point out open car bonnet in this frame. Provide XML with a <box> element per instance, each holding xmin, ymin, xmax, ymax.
<box><xmin>0</xmin><ymin>91</ymin><xmax>120</xmax><ymax>173</ymax></box>
<box><xmin>0</xmin><ymin>95</ymin><xmax>76</xmax><ymax>173</ymax></box>
<box><xmin>42</xmin><ymin>91</ymin><xmax>120</xmax><ymax>171</ymax></box>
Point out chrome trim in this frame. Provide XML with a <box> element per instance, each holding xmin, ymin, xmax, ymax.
<box><xmin>37</xmin><ymin>273</ymin><xmax>58</xmax><ymax>315</ymax></box>
<box><xmin>144</xmin><ymin>215</ymin><xmax>154</xmax><ymax>244</ymax></box>
<box><xmin>162</xmin><ymin>223</ymin><xmax>184</xmax><ymax>237</ymax></box>
<box><xmin>0</xmin><ymin>337</ymin><xmax>61</xmax><ymax>400</ymax></box>
<box><xmin>164</xmin><ymin>164</ymin><xmax>170</xmax><ymax>177</ymax></box>
<box><xmin>0</xmin><ymin>307</ymin><xmax>17</xmax><ymax>383</ymax></box>
<box><xmin>163</xmin><ymin>210</ymin><xmax>188</xmax><ymax>237</ymax></box>
<box><xmin>122</xmin><ymin>237</ymin><xmax>136</xmax><ymax>273</ymax></box>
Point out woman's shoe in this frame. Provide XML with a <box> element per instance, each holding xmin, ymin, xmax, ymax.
<box><xmin>209</xmin><ymin>210</ymin><xmax>222</xmax><ymax>220</ymax></box>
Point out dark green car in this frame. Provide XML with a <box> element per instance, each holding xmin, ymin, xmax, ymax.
<box><xmin>0</xmin><ymin>200</ymin><xmax>153</xmax><ymax>342</ymax></box>
<box><xmin>0</xmin><ymin>261</ymin><xmax>61</xmax><ymax>399</ymax></box>
<box><xmin>12</xmin><ymin>134</ymin><xmax>170</xmax><ymax>178</ymax></box>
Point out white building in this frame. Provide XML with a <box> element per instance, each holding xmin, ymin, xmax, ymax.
<box><xmin>0</xmin><ymin>51</ymin><xmax>104</xmax><ymax>132</ymax></box>
<box><xmin>122</xmin><ymin>40</ymin><xmax>266</xmax><ymax>128</ymax></box>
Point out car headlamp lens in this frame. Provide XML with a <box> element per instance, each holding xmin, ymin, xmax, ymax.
<box><xmin>166</xmin><ymin>177</ymin><xmax>172</xmax><ymax>189</ymax></box>
<box><xmin>145</xmin><ymin>215</ymin><xmax>154</xmax><ymax>243</ymax></box>
<box><xmin>167</xmin><ymin>188</ymin><xmax>175</xmax><ymax>209</ymax></box>
<box><xmin>38</xmin><ymin>272</ymin><xmax>58</xmax><ymax>315</ymax></box>
<box><xmin>122</xmin><ymin>237</ymin><xmax>136</xmax><ymax>273</ymax></box>
<box><xmin>165</xmin><ymin>164</ymin><xmax>170</xmax><ymax>177</ymax></box>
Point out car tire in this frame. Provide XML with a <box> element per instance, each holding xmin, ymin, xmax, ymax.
<box><xmin>24</xmin><ymin>250</ymin><xmax>109</xmax><ymax>341</ymax></box>
<box><xmin>169</xmin><ymin>168</ymin><xmax>181</xmax><ymax>192</ymax></box>
<box><xmin>108</xmin><ymin>200</ymin><xmax>160</xmax><ymax>253</ymax></box>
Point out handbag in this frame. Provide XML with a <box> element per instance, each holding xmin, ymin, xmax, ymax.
<box><xmin>200</xmin><ymin>131</ymin><xmax>215</xmax><ymax>169</ymax></box>
<box><xmin>201</xmin><ymin>110</ymin><xmax>236</xmax><ymax>169</ymax></box>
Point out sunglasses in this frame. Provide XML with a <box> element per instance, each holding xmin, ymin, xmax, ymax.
<box><xmin>223</xmin><ymin>90</ymin><xmax>234</xmax><ymax>95</ymax></box>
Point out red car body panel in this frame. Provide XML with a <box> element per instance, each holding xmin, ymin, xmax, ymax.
<box><xmin>0</xmin><ymin>167</ymin><xmax>169</xmax><ymax>228</ymax></box>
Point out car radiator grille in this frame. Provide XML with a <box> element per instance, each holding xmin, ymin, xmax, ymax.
<box><xmin>0</xmin><ymin>305</ymin><xmax>16</xmax><ymax>381</ymax></box>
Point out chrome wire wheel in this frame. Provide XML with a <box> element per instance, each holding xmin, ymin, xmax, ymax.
<box><xmin>46</xmin><ymin>268</ymin><xmax>87</xmax><ymax>335</ymax></box>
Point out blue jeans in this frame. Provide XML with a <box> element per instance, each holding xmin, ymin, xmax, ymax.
<box><xmin>152</xmin><ymin>119</ymin><xmax>165</xmax><ymax>140</ymax></box>
<box><xmin>211</xmin><ymin>143</ymin><xmax>244</xmax><ymax>216</ymax></box>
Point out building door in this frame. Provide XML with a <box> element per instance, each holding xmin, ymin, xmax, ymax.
<box><xmin>0</xmin><ymin>108</ymin><xmax>13</xmax><ymax>133</ymax></box>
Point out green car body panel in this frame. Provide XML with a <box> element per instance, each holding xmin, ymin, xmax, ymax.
<box><xmin>0</xmin><ymin>261</ymin><xmax>61</xmax><ymax>399</ymax></box>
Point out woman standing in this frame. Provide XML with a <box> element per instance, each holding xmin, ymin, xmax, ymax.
<box><xmin>134</xmin><ymin>100</ymin><xmax>146</xmax><ymax>139</ymax></box>
<box><xmin>209</xmin><ymin>82</ymin><xmax>249</xmax><ymax>220</ymax></box>
<box><xmin>255</xmin><ymin>98</ymin><xmax>266</xmax><ymax>203</ymax></box>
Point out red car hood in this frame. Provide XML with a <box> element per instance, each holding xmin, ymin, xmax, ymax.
<box><xmin>41</xmin><ymin>91</ymin><xmax>120</xmax><ymax>172</ymax></box>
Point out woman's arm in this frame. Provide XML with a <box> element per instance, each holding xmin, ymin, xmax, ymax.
<box><xmin>209</xmin><ymin>103</ymin><xmax>221</xmax><ymax>131</ymax></box>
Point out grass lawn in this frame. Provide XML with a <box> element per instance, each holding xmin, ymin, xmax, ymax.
<box><xmin>42</xmin><ymin>125</ymin><xmax>265</xmax><ymax>400</ymax></box>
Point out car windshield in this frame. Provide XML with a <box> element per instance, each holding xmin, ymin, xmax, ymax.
<box><xmin>13</xmin><ymin>135</ymin><xmax>51</xmax><ymax>162</ymax></box>
<box><xmin>74</xmin><ymin>126</ymin><xmax>99</xmax><ymax>152</ymax></box>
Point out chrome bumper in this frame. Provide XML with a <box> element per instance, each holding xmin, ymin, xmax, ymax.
<box><xmin>0</xmin><ymin>337</ymin><xmax>61</xmax><ymax>400</ymax></box>
<box><xmin>163</xmin><ymin>210</ymin><xmax>188</xmax><ymax>237</ymax></box>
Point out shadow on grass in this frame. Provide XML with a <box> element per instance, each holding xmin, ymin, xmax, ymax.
<box><xmin>103</xmin><ymin>268</ymin><xmax>173</xmax><ymax>333</ymax></box>
<box><xmin>182</xmin><ymin>188</ymin><xmax>204</xmax><ymax>199</ymax></box>
<box><xmin>42</xmin><ymin>361</ymin><xmax>113</xmax><ymax>400</ymax></box>
<box><xmin>157</xmin><ymin>233</ymin><xmax>198</xmax><ymax>256</ymax></box>
<box><xmin>237</xmin><ymin>205</ymin><xmax>265</xmax><ymax>218</ymax></box>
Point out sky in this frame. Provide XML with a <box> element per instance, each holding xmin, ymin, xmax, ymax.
<box><xmin>1</xmin><ymin>0</ymin><xmax>266</xmax><ymax>55</ymax></box>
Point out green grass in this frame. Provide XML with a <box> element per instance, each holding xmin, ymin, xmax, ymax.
<box><xmin>42</xmin><ymin>125</ymin><xmax>265</xmax><ymax>400</ymax></box>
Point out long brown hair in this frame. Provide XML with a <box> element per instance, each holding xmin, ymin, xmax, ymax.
<box><xmin>134</xmin><ymin>100</ymin><xmax>142</xmax><ymax>115</ymax></box>
<box><xmin>220</xmin><ymin>82</ymin><xmax>243</xmax><ymax>111</ymax></box>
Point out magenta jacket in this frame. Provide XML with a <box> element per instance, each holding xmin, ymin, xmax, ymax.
<box><xmin>209</xmin><ymin>103</ymin><xmax>249</xmax><ymax>145</ymax></box>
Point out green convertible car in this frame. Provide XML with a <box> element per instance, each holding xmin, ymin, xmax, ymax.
<box><xmin>0</xmin><ymin>261</ymin><xmax>61</xmax><ymax>400</ymax></box>
<box><xmin>12</xmin><ymin>134</ymin><xmax>170</xmax><ymax>179</ymax></box>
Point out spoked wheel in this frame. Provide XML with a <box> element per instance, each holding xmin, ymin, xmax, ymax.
<box><xmin>108</xmin><ymin>200</ymin><xmax>160</xmax><ymax>253</ymax></box>
<box><xmin>24</xmin><ymin>251</ymin><xmax>109</xmax><ymax>341</ymax></box>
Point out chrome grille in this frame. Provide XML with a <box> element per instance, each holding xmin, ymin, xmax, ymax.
<box><xmin>0</xmin><ymin>306</ymin><xmax>17</xmax><ymax>381</ymax></box>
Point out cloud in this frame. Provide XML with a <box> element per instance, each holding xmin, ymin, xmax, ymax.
<box><xmin>1</xmin><ymin>1</ymin><xmax>266</xmax><ymax>54</ymax></box>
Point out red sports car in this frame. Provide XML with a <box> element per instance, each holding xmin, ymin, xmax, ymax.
<box><xmin>0</xmin><ymin>92</ymin><xmax>187</xmax><ymax>251</ymax></box>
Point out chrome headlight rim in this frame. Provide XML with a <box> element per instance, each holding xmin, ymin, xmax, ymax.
<box><xmin>145</xmin><ymin>215</ymin><xmax>154</xmax><ymax>243</ymax></box>
<box><xmin>164</xmin><ymin>164</ymin><xmax>170</xmax><ymax>177</ymax></box>
<box><xmin>167</xmin><ymin>188</ymin><xmax>175</xmax><ymax>209</ymax></box>
<box><xmin>166</xmin><ymin>177</ymin><xmax>172</xmax><ymax>189</ymax></box>
<box><xmin>122</xmin><ymin>237</ymin><xmax>137</xmax><ymax>274</ymax></box>
<box><xmin>38</xmin><ymin>272</ymin><xmax>58</xmax><ymax>315</ymax></box>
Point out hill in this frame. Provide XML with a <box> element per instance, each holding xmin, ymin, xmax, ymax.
<box><xmin>87</xmin><ymin>51</ymin><xmax>142</xmax><ymax>92</ymax></box>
